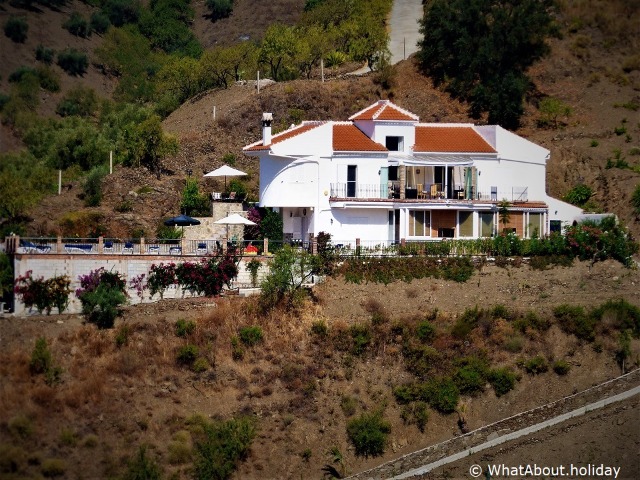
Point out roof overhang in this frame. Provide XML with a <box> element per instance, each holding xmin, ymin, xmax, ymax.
<box><xmin>387</xmin><ymin>153</ymin><xmax>482</xmax><ymax>166</ymax></box>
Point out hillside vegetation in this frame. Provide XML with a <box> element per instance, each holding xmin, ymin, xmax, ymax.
<box><xmin>0</xmin><ymin>0</ymin><xmax>638</xmax><ymax>240</ymax></box>
<box><xmin>0</xmin><ymin>259</ymin><xmax>639</xmax><ymax>478</ymax></box>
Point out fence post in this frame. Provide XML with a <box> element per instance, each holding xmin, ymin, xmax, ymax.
<box><xmin>263</xmin><ymin>238</ymin><xmax>269</xmax><ymax>255</ymax></box>
<box><xmin>355</xmin><ymin>238</ymin><xmax>361</xmax><ymax>256</ymax></box>
<box><xmin>57</xmin><ymin>236</ymin><xmax>62</xmax><ymax>254</ymax></box>
<box><xmin>98</xmin><ymin>236</ymin><xmax>104</xmax><ymax>254</ymax></box>
<box><xmin>140</xmin><ymin>237</ymin><xmax>145</xmax><ymax>254</ymax></box>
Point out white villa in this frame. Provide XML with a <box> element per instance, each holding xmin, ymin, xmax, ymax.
<box><xmin>243</xmin><ymin>100</ymin><xmax>582</xmax><ymax>245</ymax></box>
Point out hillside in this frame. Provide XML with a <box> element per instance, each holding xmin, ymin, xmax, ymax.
<box><xmin>1</xmin><ymin>0</ymin><xmax>637</xmax><ymax>241</ymax></box>
<box><xmin>0</xmin><ymin>260</ymin><xmax>639</xmax><ymax>479</ymax></box>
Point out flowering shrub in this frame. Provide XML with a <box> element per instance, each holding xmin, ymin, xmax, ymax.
<box><xmin>147</xmin><ymin>253</ymin><xmax>238</xmax><ymax>298</ymax></box>
<box><xmin>146</xmin><ymin>263</ymin><xmax>177</xmax><ymax>299</ymax></box>
<box><xmin>565</xmin><ymin>217</ymin><xmax>638</xmax><ymax>266</ymax></box>
<box><xmin>76</xmin><ymin>268</ymin><xmax>127</xmax><ymax>329</ymax></box>
<box><xmin>129</xmin><ymin>273</ymin><xmax>147</xmax><ymax>300</ymax></box>
<box><xmin>14</xmin><ymin>271</ymin><xmax>71</xmax><ymax>315</ymax></box>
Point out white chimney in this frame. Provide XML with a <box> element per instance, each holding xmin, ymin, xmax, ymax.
<box><xmin>262</xmin><ymin>113</ymin><xmax>273</xmax><ymax>146</ymax></box>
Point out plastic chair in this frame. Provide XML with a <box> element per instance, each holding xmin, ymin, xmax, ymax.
<box><xmin>122</xmin><ymin>242</ymin><xmax>134</xmax><ymax>254</ymax></box>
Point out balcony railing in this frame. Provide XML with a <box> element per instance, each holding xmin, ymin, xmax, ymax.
<box><xmin>330</xmin><ymin>183</ymin><xmax>529</xmax><ymax>202</ymax></box>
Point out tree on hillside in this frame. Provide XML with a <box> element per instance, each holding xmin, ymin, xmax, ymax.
<box><xmin>418</xmin><ymin>0</ymin><xmax>556</xmax><ymax>129</ymax></box>
<box><xmin>199</xmin><ymin>46</ymin><xmax>236</xmax><ymax>89</ymax></box>
<box><xmin>259</xmin><ymin>24</ymin><xmax>300</xmax><ymax>81</ymax></box>
<box><xmin>156</xmin><ymin>56</ymin><xmax>202</xmax><ymax>104</ymax></box>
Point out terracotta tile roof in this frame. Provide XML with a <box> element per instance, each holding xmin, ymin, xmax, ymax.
<box><xmin>244</xmin><ymin>122</ymin><xmax>324</xmax><ymax>151</ymax></box>
<box><xmin>333</xmin><ymin>124</ymin><xmax>388</xmax><ymax>152</ymax></box>
<box><xmin>349</xmin><ymin>100</ymin><xmax>418</xmax><ymax>122</ymax></box>
<box><xmin>414</xmin><ymin>126</ymin><xmax>496</xmax><ymax>153</ymax></box>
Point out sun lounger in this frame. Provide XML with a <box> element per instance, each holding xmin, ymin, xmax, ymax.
<box><xmin>169</xmin><ymin>246</ymin><xmax>182</xmax><ymax>255</ymax></box>
<box><xmin>65</xmin><ymin>244</ymin><xmax>93</xmax><ymax>253</ymax></box>
<box><xmin>20</xmin><ymin>241</ymin><xmax>51</xmax><ymax>253</ymax></box>
<box><xmin>147</xmin><ymin>245</ymin><xmax>160</xmax><ymax>254</ymax></box>
<box><xmin>122</xmin><ymin>242</ymin><xmax>134</xmax><ymax>254</ymax></box>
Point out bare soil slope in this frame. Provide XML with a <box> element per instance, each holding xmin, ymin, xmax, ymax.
<box><xmin>1</xmin><ymin>261</ymin><xmax>639</xmax><ymax>479</ymax></box>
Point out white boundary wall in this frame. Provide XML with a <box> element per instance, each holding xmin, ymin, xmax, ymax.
<box><xmin>12</xmin><ymin>254</ymin><xmax>269</xmax><ymax>316</ymax></box>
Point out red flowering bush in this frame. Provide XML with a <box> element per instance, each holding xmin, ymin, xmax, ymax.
<box><xmin>14</xmin><ymin>270</ymin><xmax>71</xmax><ymax>315</ymax></box>
<box><xmin>147</xmin><ymin>253</ymin><xmax>238</xmax><ymax>298</ymax></box>
<box><xmin>147</xmin><ymin>263</ymin><xmax>177</xmax><ymax>299</ymax></box>
<box><xmin>565</xmin><ymin>217</ymin><xmax>638</xmax><ymax>266</ymax></box>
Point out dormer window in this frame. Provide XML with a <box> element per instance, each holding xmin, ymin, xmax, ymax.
<box><xmin>386</xmin><ymin>136</ymin><xmax>404</xmax><ymax>151</ymax></box>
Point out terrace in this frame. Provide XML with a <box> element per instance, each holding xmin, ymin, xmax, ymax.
<box><xmin>329</xmin><ymin>183</ymin><xmax>529</xmax><ymax>202</ymax></box>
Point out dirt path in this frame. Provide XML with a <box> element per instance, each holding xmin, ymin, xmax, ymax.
<box><xmin>388</xmin><ymin>0</ymin><xmax>423</xmax><ymax>64</ymax></box>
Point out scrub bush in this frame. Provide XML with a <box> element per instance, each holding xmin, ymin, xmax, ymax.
<box><xmin>346</xmin><ymin>411</ymin><xmax>390</xmax><ymax>457</ymax></box>
<box><xmin>4</xmin><ymin>16</ymin><xmax>28</xmax><ymax>43</ymax></box>
<box><xmin>57</xmin><ymin>49</ymin><xmax>88</xmax><ymax>76</ymax></box>
<box><xmin>76</xmin><ymin>268</ymin><xmax>127</xmax><ymax>329</ymax></box>
<box><xmin>239</xmin><ymin>326</ymin><xmax>263</xmax><ymax>346</ymax></box>
<box><xmin>488</xmin><ymin>367</ymin><xmax>517</xmax><ymax>397</ymax></box>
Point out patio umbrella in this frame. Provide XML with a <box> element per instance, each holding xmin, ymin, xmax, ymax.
<box><xmin>204</xmin><ymin>165</ymin><xmax>247</xmax><ymax>191</ymax></box>
<box><xmin>164</xmin><ymin>214</ymin><xmax>201</xmax><ymax>235</ymax></box>
<box><xmin>214</xmin><ymin>213</ymin><xmax>256</xmax><ymax>241</ymax></box>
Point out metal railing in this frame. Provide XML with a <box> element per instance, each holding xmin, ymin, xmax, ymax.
<box><xmin>330</xmin><ymin>183</ymin><xmax>529</xmax><ymax>202</ymax></box>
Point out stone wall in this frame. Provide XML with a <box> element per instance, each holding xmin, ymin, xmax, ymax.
<box><xmin>182</xmin><ymin>202</ymin><xmax>247</xmax><ymax>242</ymax></box>
<box><xmin>11</xmin><ymin>253</ymin><xmax>270</xmax><ymax>316</ymax></box>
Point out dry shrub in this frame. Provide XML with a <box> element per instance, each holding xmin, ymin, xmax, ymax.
<box><xmin>85</xmin><ymin>331</ymin><xmax>113</xmax><ymax>357</ymax></box>
<box><xmin>108</xmin><ymin>350</ymin><xmax>142</xmax><ymax>377</ymax></box>
<box><xmin>62</xmin><ymin>373</ymin><xmax>106</xmax><ymax>409</ymax></box>
<box><xmin>0</xmin><ymin>349</ymin><xmax>30</xmax><ymax>382</ymax></box>
<box><xmin>331</xmin><ymin>320</ymin><xmax>351</xmax><ymax>352</ymax></box>
<box><xmin>31</xmin><ymin>384</ymin><xmax>60</xmax><ymax>409</ymax></box>
<box><xmin>405</xmin><ymin>287</ymin><xmax>419</xmax><ymax>299</ymax></box>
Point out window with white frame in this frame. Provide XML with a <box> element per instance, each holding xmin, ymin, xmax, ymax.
<box><xmin>528</xmin><ymin>212</ymin><xmax>543</xmax><ymax>237</ymax></box>
<box><xmin>458</xmin><ymin>211</ymin><xmax>473</xmax><ymax>237</ymax></box>
<box><xmin>409</xmin><ymin>210</ymin><xmax>430</xmax><ymax>236</ymax></box>
<box><xmin>480</xmin><ymin>212</ymin><xmax>494</xmax><ymax>237</ymax></box>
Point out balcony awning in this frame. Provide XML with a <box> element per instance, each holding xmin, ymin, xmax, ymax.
<box><xmin>387</xmin><ymin>152</ymin><xmax>477</xmax><ymax>166</ymax></box>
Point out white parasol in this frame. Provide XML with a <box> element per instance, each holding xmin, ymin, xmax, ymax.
<box><xmin>204</xmin><ymin>165</ymin><xmax>247</xmax><ymax>190</ymax></box>
<box><xmin>214</xmin><ymin>213</ymin><xmax>256</xmax><ymax>241</ymax></box>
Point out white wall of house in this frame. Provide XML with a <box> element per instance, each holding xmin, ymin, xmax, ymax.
<box><xmin>330</xmin><ymin>208</ymin><xmax>390</xmax><ymax>243</ymax></box>
<box><xmin>546</xmin><ymin>196</ymin><xmax>584</xmax><ymax>228</ymax></box>
<box><xmin>367</xmin><ymin>122</ymin><xmax>416</xmax><ymax>152</ymax></box>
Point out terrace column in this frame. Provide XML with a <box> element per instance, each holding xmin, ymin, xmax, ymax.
<box><xmin>98</xmin><ymin>236</ymin><xmax>104</xmax><ymax>253</ymax></box>
<box><xmin>263</xmin><ymin>238</ymin><xmax>269</xmax><ymax>255</ymax></box>
<box><xmin>57</xmin><ymin>236</ymin><xmax>62</xmax><ymax>254</ymax></box>
<box><xmin>399</xmin><ymin>165</ymin><xmax>406</xmax><ymax>200</ymax></box>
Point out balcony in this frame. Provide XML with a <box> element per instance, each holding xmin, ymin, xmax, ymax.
<box><xmin>329</xmin><ymin>183</ymin><xmax>529</xmax><ymax>202</ymax></box>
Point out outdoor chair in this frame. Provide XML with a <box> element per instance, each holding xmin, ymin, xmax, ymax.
<box><xmin>211</xmin><ymin>192</ymin><xmax>222</xmax><ymax>201</ymax></box>
<box><xmin>196</xmin><ymin>242</ymin><xmax>207</xmax><ymax>254</ymax></box>
<box><xmin>227</xmin><ymin>192</ymin><xmax>236</xmax><ymax>200</ymax></box>
<box><xmin>122</xmin><ymin>242</ymin><xmax>134</xmax><ymax>254</ymax></box>
<box><xmin>417</xmin><ymin>183</ymin><xmax>427</xmax><ymax>199</ymax></box>
<box><xmin>103</xmin><ymin>241</ymin><xmax>114</xmax><ymax>253</ymax></box>
<box><xmin>169</xmin><ymin>246</ymin><xmax>182</xmax><ymax>255</ymax></box>
<box><xmin>147</xmin><ymin>245</ymin><xmax>160</xmax><ymax>254</ymax></box>
<box><xmin>430</xmin><ymin>184</ymin><xmax>439</xmax><ymax>199</ymax></box>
